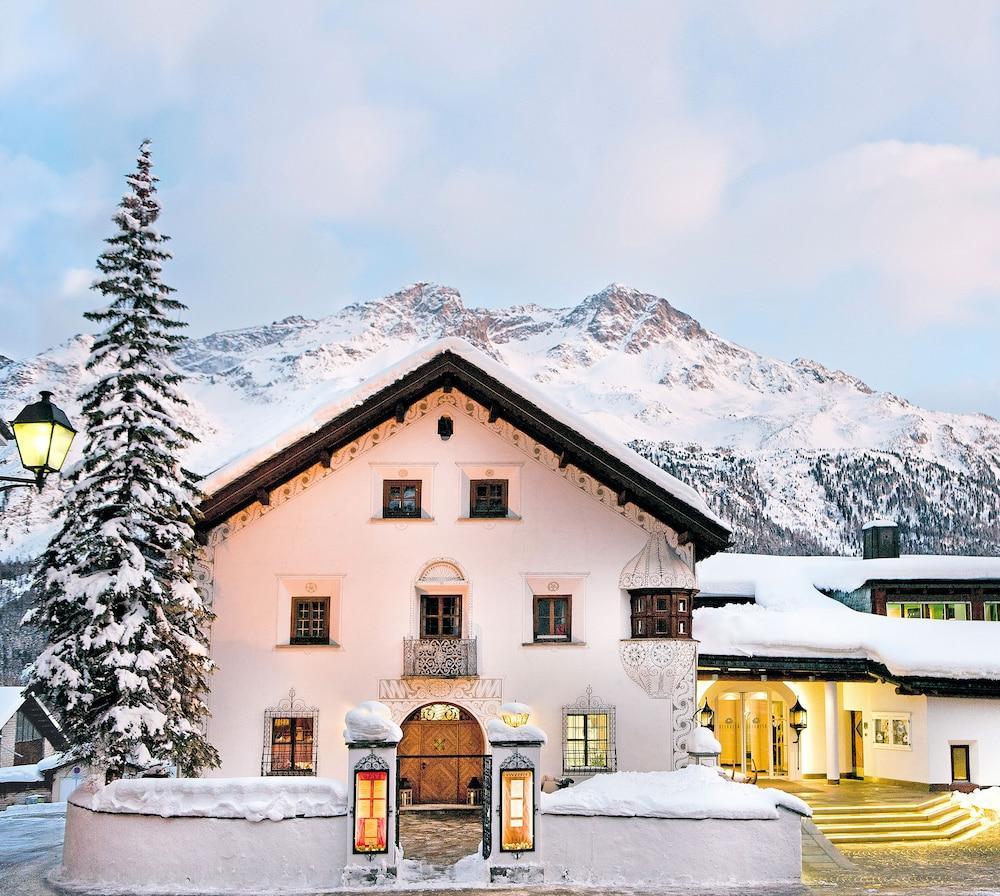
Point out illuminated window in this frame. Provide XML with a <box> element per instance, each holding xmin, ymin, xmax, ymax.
<box><xmin>562</xmin><ymin>687</ymin><xmax>617</xmax><ymax>774</ymax></box>
<box><xmin>262</xmin><ymin>690</ymin><xmax>318</xmax><ymax>776</ymax></box>
<box><xmin>353</xmin><ymin>758</ymin><xmax>389</xmax><ymax>854</ymax></box>
<box><xmin>268</xmin><ymin>716</ymin><xmax>315</xmax><ymax>775</ymax></box>
<box><xmin>886</xmin><ymin>601</ymin><xmax>971</xmax><ymax>620</ymax></box>
<box><xmin>500</xmin><ymin>754</ymin><xmax>535</xmax><ymax>853</ymax></box>
<box><xmin>872</xmin><ymin>712</ymin><xmax>911</xmax><ymax>751</ymax></box>
<box><xmin>987</xmin><ymin>603</ymin><xmax>1000</xmax><ymax>622</ymax></box>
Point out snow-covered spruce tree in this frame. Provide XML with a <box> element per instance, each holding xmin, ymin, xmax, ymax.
<box><xmin>27</xmin><ymin>141</ymin><xmax>218</xmax><ymax>777</ymax></box>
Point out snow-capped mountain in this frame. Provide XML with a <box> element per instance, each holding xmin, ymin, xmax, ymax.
<box><xmin>2</xmin><ymin>282</ymin><xmax>1000</xmax><ymax>559</ymax></box>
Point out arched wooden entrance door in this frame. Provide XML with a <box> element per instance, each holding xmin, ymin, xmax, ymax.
<box><xmin>399</xmin><ymin>703</ymin><xmax>485</xmax><ymax>805</ymax></box>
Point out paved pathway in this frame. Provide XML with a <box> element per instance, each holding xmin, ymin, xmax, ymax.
<box><xmin>399</xmin><ymin>808</ymin><xmax>482</xmax><ymax>866</ymax></box>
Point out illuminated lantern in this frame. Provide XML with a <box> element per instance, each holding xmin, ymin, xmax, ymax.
<box><xmin>353</xmin><ymin>755</ymin><xmax>389</xmax><ymax>855</ymax></box>
<box><xmin>697</xmin><ymin>699</ymin><xmax>715</xmax><ymax>730</ymax></box>
<box><xmin>499</xmin><ymin>752</ymin><xmax>535</xmax><ymax>854</ymax></box>
<box><xmin>789</xmin><ymin>698</ymin><xmax>808</xmax><ymax>742</ymax></box>
<box><xmin>499</xmin><ymin>701</ymin><xmax>530</xmax><ymax>728</ymax></box>
<box><xmin>10</xmin><ymin>391</ymin><xmax>76</xmax><ymax>481</ymax></box>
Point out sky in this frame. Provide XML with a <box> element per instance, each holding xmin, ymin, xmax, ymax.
<box><xmin>2</xmin><ymin>1</ymin><xmax>1000</xmax><ymax>416</ymax></box>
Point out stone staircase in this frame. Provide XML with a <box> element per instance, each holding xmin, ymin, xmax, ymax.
<box><xmin>812</xmin><ymin>793</ymin><xmax>991</xmax><ymax>844</ymax></box>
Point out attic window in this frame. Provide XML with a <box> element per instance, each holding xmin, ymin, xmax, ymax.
<box><xmin>470</xmin><ymin>479</ymin><xmax>508</xmax><ymax>518</ymax></box>
<box><xmin>383</xmin><ymin>480</ymin><xmax>421</xmax><ymax>518</ymax></box>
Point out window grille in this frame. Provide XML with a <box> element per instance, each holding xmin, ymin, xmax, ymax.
<box><xmin>291</xmin><ymin>596</ymin><xmax>330</xmax><ymax>644</ymax></box>
<box><xmin>470</xmin><ymin>479</ymin><xmax>508</xmax><ymax>517</ymax></box>
<box><xmin>262</xmin><ymin>688</ymin><xmax>319</xmax><ymax>776</ymax></box>
<box><xmin>562</xmin><ymin>686</ymin><xmax>617</xmax><ymax>774</ymax></box>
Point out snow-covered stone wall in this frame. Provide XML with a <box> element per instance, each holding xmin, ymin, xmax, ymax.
<box><xmin>59</xmin><ymin>802</ymin><xmax>351</xmax><ymax>894</ymax></box>
<box><xmin>541</xmin><ymin>808</ymin><xmax>804</xmax><ymax>886</ymax></box>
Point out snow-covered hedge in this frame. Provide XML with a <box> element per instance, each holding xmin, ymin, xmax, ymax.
<box><xmin>540</xmin><ymin>765</ymin><xmax>810</xmax><ymax>820</ymax></box>
<box><xmin>69</xmin><ymin>776</ymin><xmax>347</xmax><ymax>822</ymax></box>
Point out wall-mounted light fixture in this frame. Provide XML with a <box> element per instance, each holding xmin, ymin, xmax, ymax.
<box><xmin>437</xmin><ymin>415</ymin><xmax>454</xmax><ymax>441</ymax></box>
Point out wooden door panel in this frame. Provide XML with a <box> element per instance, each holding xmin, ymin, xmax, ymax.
<box><xmin>421</xmin><ymin>723</ymin><xmax>460</xmax><ymax>756</ymax></box>
<box><xmin>458</xmin><ymin>720</ymin><xmax>484</xmax><ymax>754</ymax></box>
<box><xmin>399</xmin><ymin>721</ymin><xmax>423</xmax><ymax>755</ymax></box>
<box><xmin>419</xmin><ymin>758</ymin><xmax>459</xmax><ymax>803</ymax></box>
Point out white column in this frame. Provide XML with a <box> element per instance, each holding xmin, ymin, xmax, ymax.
<box><xmin>825</xmin><ymin>681</ymin><xmax>840</xmax><ymax>785</ymax></box>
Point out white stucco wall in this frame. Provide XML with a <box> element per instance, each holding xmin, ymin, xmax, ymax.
<box><xmin>59</xmin><ymin>804</ymin><xmax>352</xmax><ymax>894</ymax></box>
<box><xmin>205</xmin><ymin>402</ymin><xmax>692</xmax><ymax>781</ymax></box>
<box><xmin>926</xmin><ymin>697</ymin><xmax>1000</xmax><ymax>787</ymax></box>
<box><xmin>841</xmin><ymin>682</ymin><xmax>928</xmax><ymax>783</ymax></box>
<box><xmin>540</xmin><ymin>809</ymin><xmax>803</xmax><ymax>886</ymax></box>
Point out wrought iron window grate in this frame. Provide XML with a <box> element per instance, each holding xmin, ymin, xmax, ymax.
<box><xmin>262</xmin><ymin>688</ymin><xmax>319</xmax><ymax>776</ymax></box>
<box><xmin>562</xmin><ymin>685</ymin><xmax>617</xmax><ymax>774</ymax></box>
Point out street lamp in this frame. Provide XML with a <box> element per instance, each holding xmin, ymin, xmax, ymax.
<box><xmin>1</xmin><ymin>391</ymin><xmax>76</xmax><ymax>495</ymax></box>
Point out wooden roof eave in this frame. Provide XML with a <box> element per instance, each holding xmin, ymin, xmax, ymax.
<box><xmin>197</xmin><ymin>352</ymin><xmax>731</xmax><ymax>557</ymax></box>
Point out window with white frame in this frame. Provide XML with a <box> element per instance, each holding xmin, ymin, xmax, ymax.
<box><xmin>522</xmin><ymin>574</ymin><xmax>586</xmax><ymax>644</ymax></box>
<box><xmin>276</xmin><ymin>576</ymin><xmax>343</xmax><ymax>647</ymax></box>
<box><xmin>872</xmin><ymin>712</ymin><xmax>911</xmax><ymax>750</ymax></box>
<box><xmin>371</xmin><ymin>464</ymin><xmax>435</xmax><ymax>520</ymax></box>
<box><xmin>457</xmin><ymin>463</ymin><xmax>522</xmax><ymax>519</ymax></box>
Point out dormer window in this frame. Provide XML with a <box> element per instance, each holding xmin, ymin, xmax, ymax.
<box><xmin>470</xmin><ymin>479</ymin><xmax>508</xmax><ymax>518</ymax></box>
<box><xmin>383</xmin><ymin>479</ymin><xmax>421</xmax><ymax>518</ymax></box>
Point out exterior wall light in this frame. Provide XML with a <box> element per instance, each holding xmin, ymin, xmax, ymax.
<box><xmin>353</xmin><ymin>761</ymin><xmax>390</xmax><ymax>855</ymax></box>
<box><xmin>697</xmin><ymin>699</ymin><xmax>715</xmax><ymax>730</ymax></box>
<box><xmin>437</xmin><ymin>415</ymin><xmax>454</xmax><ymax>440</ymax></box>
<box><xmin>2</xmin><ymin>391</ymin><xmax>77</xmax><ymax>496</ymax></box>
<box><xmin>499</xmin><ymin>701</ymin><xmax>530</xmax><ymax>728</ymax></box>
<box><xmin>789</xmin><ymin>698</ymin><xmax>808</xmax><ymax>742</ymax></box>
<box><xmin>500</xmin><ymin>753</ymin><xmax>535</xmax><ymax>854</ymax></box>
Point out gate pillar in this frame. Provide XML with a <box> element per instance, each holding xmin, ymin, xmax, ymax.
<box><xmin>343</xmin><ymin>701</ymin><xmax>403</xmax><ymax>885</ymax></box>
<box><xmin>486</xmin><ymin>710</ymin><xmax>546</xmax><ymax>884</ymax></box>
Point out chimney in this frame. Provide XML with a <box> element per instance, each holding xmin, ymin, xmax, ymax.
<box><xmin>862</xmin><ymin>519</ymin><xmax>899</xmax><ymax>559</ymax></box>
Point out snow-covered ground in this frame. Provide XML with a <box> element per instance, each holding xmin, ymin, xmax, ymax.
<box><xmin>0</xmin><ymin>808</ymin><xmax>65</xmax><ymax>896</ymax></box>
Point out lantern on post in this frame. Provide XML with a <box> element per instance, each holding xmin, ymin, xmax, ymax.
<box><xmin>697</xmin><ymin>699</ymin><xmax>715</xmax><ymax>730</ymax></box>
<box><xmin>2</xmin><ymin>391</ymin><xmax>76</xmax><ymax>497</ymax></box>
<box><xmin>499</xmin><ymin>752</ymin><xmax>535</xmax><ymax>855</ymax></box>
<box><xmin>789</xmin><ymin>698</ymin><xmax>808</xmax><ymax>743</ymax></box>
<box><xmin>353</xmin><ymin>753</ymin><xmax>390</xmax><ymax>856</ymax></box>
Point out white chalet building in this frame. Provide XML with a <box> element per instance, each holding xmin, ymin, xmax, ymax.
<box><xmin>195</xmin><ymin>338</ymin><xmax>730</xmax><ymax>801</ymax></box>
<box><xmin>194</xmin><ymin>338</ymin><xmax>1000</xmax><ymax>809</ymax></box>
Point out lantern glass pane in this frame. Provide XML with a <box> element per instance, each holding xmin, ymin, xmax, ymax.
<box><xmin>501</xmin><ymin>769</ymin><xmax>534</xmax><ymax>852</ymax></box>
<box><xmin>354</xmin><ymin>770</ymin><xmax>389</xmax><ymax>853</ymax></box>
<box><xmin>46</xmin><ymin>424</ymin><xmax>75</xmax><ymax>472</ymax></box>
<box><xmin>12</xmin><ymin>421</ymin><xmax>54</xmax><ymax>471</ymax></box>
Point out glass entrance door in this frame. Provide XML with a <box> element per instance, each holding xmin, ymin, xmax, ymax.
<box><xmin>714</xmin><ymin>690</ymin><xmax>790</xmax><ymax>779</ymax></box>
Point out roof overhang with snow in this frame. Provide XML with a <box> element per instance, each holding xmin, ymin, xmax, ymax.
<box><xmin>698</xmin><ymin>653</ymin><xmax>1000</xmax><ymax>698</ymax></box>
<box><xmin>0</xmin><ymin>688</ymin><xmax>68</xmax><ymax>751</ymax></box>
<box><xmin>197</xmin><ymin>340</ymin><xmax>731</xmax><ymax>557</ymax></box>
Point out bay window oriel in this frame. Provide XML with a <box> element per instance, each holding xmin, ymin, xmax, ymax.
<box><xmin>629</xmin><ymin>590</ymin><xmax>693</xmax><ymax>638</ymax></box>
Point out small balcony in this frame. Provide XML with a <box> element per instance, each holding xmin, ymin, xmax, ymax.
<box><xmin>403</xmin><ymin>637</ymin><xmax>478</xmax><ymax>678</ymax></box>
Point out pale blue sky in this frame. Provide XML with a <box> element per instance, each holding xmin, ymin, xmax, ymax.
<box><xmin>2</xmin><ymin>2</ymin><xmax>1000</xmax><ymax>415</ymax></box>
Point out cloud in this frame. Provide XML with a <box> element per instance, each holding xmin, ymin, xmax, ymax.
<box><xmin>707</xmin><ymin>141</ymin><xmax>1000</xmax><ymax>325</ymax></box>
<box><xmin>59</xmin><ymin>268</ymin><xmax>93</xmax><ymax>298</ymax></box>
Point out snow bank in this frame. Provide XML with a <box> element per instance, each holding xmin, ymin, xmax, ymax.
<box><xmin>68</xmin><ymin>776</ymin><xmax>347</xmax><ymax>822</ymax></box>
<box><xmin>540</xmin><ymin>765</ymin><xmax>810</xmax><ymax>820</ymax></box>
<box><xmin>486</xmin><ymin>718</ymin><xmax>548</xmax><ymax>744</ymax></box>
<box><xmin>952</xmin><ymin>786</ymin><xmax>1000</xmax><ymax>816</ymax></box>
<box><xmin>200</xmin><ymin>337</ymin><xmax>728</xmax><ymax>531</ymax></box>
<box><xmin>696</xmin><ymin>552</ymin><xmax>1000</xmax><ymax>679</ymax></box>
<box><xmin>2</xmin><ymin>801</ymin><xmax>66</xmax><ymax>817</ymax></box>
<box><xmin>343</xmin><ymin>700</ymin><xmax>403</xmax><ymax>743</ymax></box>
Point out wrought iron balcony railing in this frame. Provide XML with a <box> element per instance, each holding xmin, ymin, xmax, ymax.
<box><xmin>403</xmin><ymin>637</ymin><xmax>478</xmax><ymax>678</ymax></box>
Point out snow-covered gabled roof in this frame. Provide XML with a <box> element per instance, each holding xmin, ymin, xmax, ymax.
<box><xmin>199</xmin><ymin>337</ymin><xmax>731</xmax><ymax>555</ymax></box>
<box><xmin>0</xmin><ymin>687</ymin><xmax>25</xmax><ymax>728</ymax></box>
<box><xmin>695</xmin><ymin>552</ymin><xmax>1000</xmax><ymax>681</ymax></box>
